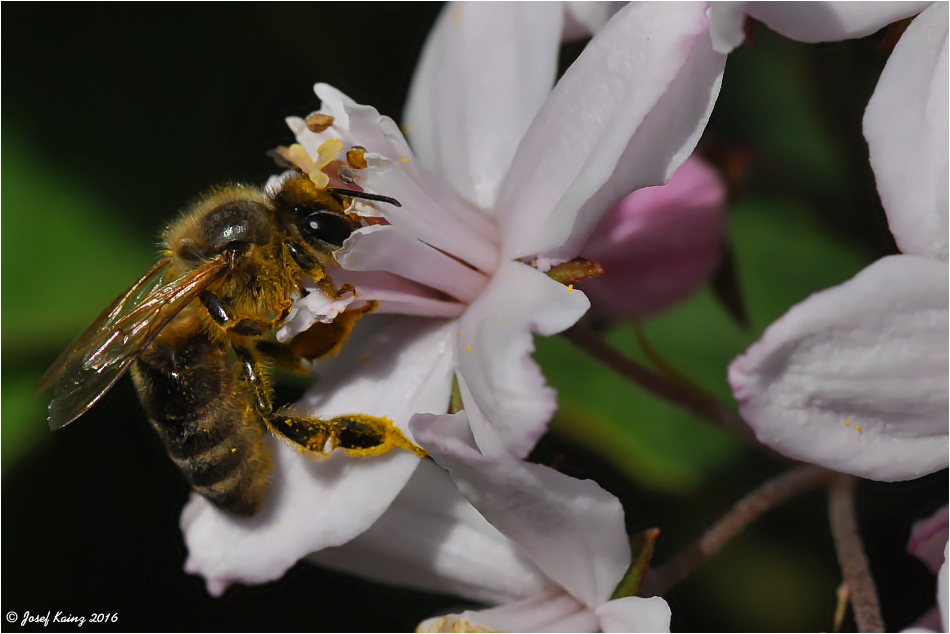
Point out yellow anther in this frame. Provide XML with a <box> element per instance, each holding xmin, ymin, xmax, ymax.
<box><xmin>347</xmin><ymin>146</ymin><xmax>369</xmax><ymax>169</ymax></box>
<box><xmin>305</xmin><ymin>112</ymin><xmax>334</xmax><ymax>133</ymax></box>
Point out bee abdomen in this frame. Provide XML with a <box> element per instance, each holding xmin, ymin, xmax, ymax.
<box><xmin>131</xmin><ymin>328</ymin><xmax>272</xmax><ymax>516</ymax></box>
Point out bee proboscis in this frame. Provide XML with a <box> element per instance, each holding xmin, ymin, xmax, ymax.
<box><xmin>35</xmin><ymin>173</ymin><xmax>424</xmax><ymax>516</ymax></box>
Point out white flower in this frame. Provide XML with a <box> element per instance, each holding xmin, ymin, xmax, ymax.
<box><xmin>727</xmin><ymin>3</ymin><xmax>949</xmax><ymax>480</ymax></box>
<box><xmin>410</xmin><ymin>409</ymin><xmax>671</xmax><ymax>633</ymax></box>
<box><xmin>181</xmin><ymin>1</ymin><xmax>726</xmax><ymax>594</ymax></box>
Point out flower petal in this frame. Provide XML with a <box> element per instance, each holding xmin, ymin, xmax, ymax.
<box><xmin>908</xmin><ymin>506</ymin><xmax>949</xmax><ymax>574</ymax></box>
<box><xmin>420</xmin><ymin>588</ymin><xmax>598</xmax><ymax>633</ymax></box>
<box><xmin>707</xmin><ymin>2</ymin><xmax>750</xmax><ymax>54</ymax></box>
<box><xmin>747</xmin><ymin>1</ymin><xmax>930</xmax><ymax>43</ymax></box>
<box><xmin>863</xmin><ymin>2</ymin><xmax>949</xmax><ymax>261</ymax></box>
<box><xmin>412</xmin><ymin>410</ymin><xmax>631</xmax><ymax>609</ymax></box>
<box><xmin>181</xmin><ymin>317</ymin><xmax>456</xmax><ymax>595</ymax></box>
<box><xmin>404</xmin><ymin>2</ymin><xmax>563</xmax><ymax>210</ymax></box>
<box><xmin>729</xmin><ymin>255</ymin><xmax>949</xmax><ymax>481</ymax></box>
<box><xmin>578</xmin><ymin>155</ymin><xmax>726</xmax><ymax>318</ymax></box>
<box><xmin>939</xmin><ymin>547</ymin><xmax>948</xmax><ymax>632</ymax></box>
<box><xmin>595</xmin><ymin>596</ymin><xmax>672</xmax><ymax>633</ymax></box>
<box><xmin>309</xmin><ymin>458</ymin><xmax>551</xmax><ymax>605</ymax></box>
<box><xmin>563</xmin><ymin>2</ymin><xmax>626</xmax><ymax>41</ymax></box>
<box><xmin>496</xmin><ymin>1</ymin><xmax>725</xmax><ymax>262</ymax></box>
<box><xmin>338</xmin><ymin>225</ymin><xmax>489</xmax><ymax>303</ymax></box>
<box><xmin>457</xmin><ymin>260</ymin><xmax>589</xmax><ymax>458</ymax></box>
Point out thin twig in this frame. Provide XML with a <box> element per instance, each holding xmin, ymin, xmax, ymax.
<box><xmin>562</xmin><ymin>323</ymin><xmax>756</xmax><ymax>443</ymax></box>
<box><xmin>828</xmin><ymin>474</ymin><xmax>884</xmax><ymax>633</ymax></box>
<box><xmin>650</xmin><ymin>465</ymin><xmax>831</xmax><ymax>594</ymax></box>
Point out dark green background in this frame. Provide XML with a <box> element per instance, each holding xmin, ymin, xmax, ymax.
<box><xmin>3</xmin><ymin>4</ymin><xmax>945</xmax><ymax>632</ymax></box>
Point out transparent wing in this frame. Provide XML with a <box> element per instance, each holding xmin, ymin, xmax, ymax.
<box><xmin>41</xmin><ymin>257</ymin><xmax>230</xmax><ymax>430</ymax></box>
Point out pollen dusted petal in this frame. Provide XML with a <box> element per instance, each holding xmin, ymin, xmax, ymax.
<box><xmin>728</xmin><ymin>255</ymin><xmax>949</xmax><ymax>481</ymax></box>
<box><xmin>180</xmin><ymin>317</ymin><xmax>456</xmax><ymax>595</ymax></box>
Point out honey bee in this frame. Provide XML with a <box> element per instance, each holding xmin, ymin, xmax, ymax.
<box><xmin>35</xmin><ymin>165</ymin><xmax>425</xmax><ymax>516</ymax></box>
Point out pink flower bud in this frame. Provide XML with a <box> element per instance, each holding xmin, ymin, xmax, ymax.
<box><xmin>577</xmin><ymin>154</ymin><xmax>727</xmax><ymax>318</ymax></box>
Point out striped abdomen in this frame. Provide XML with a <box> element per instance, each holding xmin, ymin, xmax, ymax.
<box><xmin>130</xmin><ymin>325</ymin><xmax>272</xmax><ymax>515</ymax></box>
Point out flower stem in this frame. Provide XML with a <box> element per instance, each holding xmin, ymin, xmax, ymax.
<box><xmin>561</xmin><ymin>323</ymin><xmax>756</xmax><ymax>443</ymax></box>
<box><xmin>828</xmin><ymin>473</ymin><xmax>884</xmax><ymax>633</ymax></box>
<box><xmin>649</xmin><ymin>464</ymin><xmax>831</xmax><ymax>593</ymax></box>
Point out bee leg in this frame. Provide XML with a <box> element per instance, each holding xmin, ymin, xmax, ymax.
<box><xmin>284</xmin><ymin>239</ymin><xmax>355</xmax><ymax>300</ymax></box>
<box><xmin>266</xmin><ymin>413</ymin><xmax>427</xmax><ymax>458</ymax></box>
<box><xmin>200</xmin><ymin>290</ymin><xmax>274</xmax><ymax>336</ymax></box>
<box><xmin>231</xmin><ymin>342</ymin><xmax>425</xmax><ymax>458</ymax></box>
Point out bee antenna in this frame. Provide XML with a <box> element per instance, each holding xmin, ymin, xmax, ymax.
<box><xmin>326</xmin><ymin>188</ymin><xmax>402</xmax><ymax>208</ymax></box>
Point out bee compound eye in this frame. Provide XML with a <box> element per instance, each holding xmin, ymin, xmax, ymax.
<box><xmin>300</xmin><ymin>212</ymin><xmax>355</xmax><ymax>247</ymax></box>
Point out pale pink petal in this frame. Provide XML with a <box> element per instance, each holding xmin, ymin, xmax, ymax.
<box><xmin>496</xmin><ymin>2</ymin><xmax>725</xmax><ymax>262</ymax></box>
<box><xmin>864</xmin><ymin>2</ymin><xmax>949</xmax><ymax>261</ymax></box>
<box><xmin>909</xmin><ymin>507</ymin><xmax>950</xmax><ymax>574</ymax></box>
<box><xmin>309</xmin><ymin>458</ymin><xmax>551</xmax><ymax>605</ymax></box>
<box><xmin>338</xmin><ymin>225</ymin><xmax>489</xmax><ymax>303</ymax></box>
<box><xmin>747</xmin><ymin>2</ymin><xmax>930</xmax><ymax>43</ymax></box>
<box><xmin>563</xmin><ymin>2</ymin><xmax>626</xmax><ymax>41</ymax></box>
<box><xmin>729</xmin><ymin>255</ymin><xmax>949</xmax><ymax>481</ymax></box>
<box><xmin>419</xmin><ymin>588</ymin><xmax>599</xmax><ymax>633</ymax></box>
<box><xmin>456</xmin><ymin>260</ymin><xmax>589</xmax><ymax>458</ymax></box>
<box><xmin>276</xmin><ymin>278</ymin><xmax>357</xmax><ymax>342</ymax></box>
<box><xmin>578</xmin><ymin>155</ymin><xmax>726</xmax><ymax>317</ymax></box>
<box><xmin>404</xmin><ymin>2</ymin><xmax>563</xmax><ymax>210</ymax></box>
<box><xmin>181</xmin><ymin>318</ymin><xmax>456</xmax><ymax>595</ymax></box>
<box><xmin>412</xmin><ymin>410</ymin><xmax>631</xmax><ymax>610</ymax></box>
<box><xmin>596</xmin><ymin>596</ymin><xmax>672</xmax><ymax>633</ymax></box>
<box><xmin>939</xmin><ymin>547</ymin><xmax>948</xmax><ymax>632</ymax></box>
<box><xmin>707</xmin><ymin>1</ymin><xmax>750</xmax><ymax>54</ymax></box>
<box><xmin>333</xmin><ymin>269</ymin><xmax>466</xmax><ymax>318</ymax></box>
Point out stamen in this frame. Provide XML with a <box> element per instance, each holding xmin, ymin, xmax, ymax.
<box><xmin>347</xmin><ymin>146</ymin><xmax>369</xmax><ymax>169</ymax></box>
<box><xmin>305</xmin><ymin>112</ymin><xmax>334</xmax><ymax>133</ymax></box>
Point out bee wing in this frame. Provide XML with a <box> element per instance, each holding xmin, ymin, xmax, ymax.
<box><xmin>35</xmin><ymin>260</ymin><xmax>173</xmax><ymax>395</ymax></box>
<box><xmin>42</xmin><ymin>257</ymin><xmax>230</xmax><ymax>430</ymax></box>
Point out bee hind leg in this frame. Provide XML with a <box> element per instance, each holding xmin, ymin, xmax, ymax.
<box><xmin>232</xmin><ymin>341</ymin><xmax>425</xmax><ymax>459</ymax></box>
<box><xmin>266</xmin><ymin>413</ymin><xmax>427</xmax><ymax>458</ymax></box>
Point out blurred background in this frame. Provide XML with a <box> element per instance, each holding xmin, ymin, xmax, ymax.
<box><xmin>3</xmin><ymin>4</ymin><xmax>945</xmax><ymax>631</ymax></box>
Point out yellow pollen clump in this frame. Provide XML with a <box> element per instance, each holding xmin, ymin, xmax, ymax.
<box><xmin>844</xmin><ymin>419</ymin><xmax>851</xmax><ymax>426</ymax></box>
<box><xmin>496</xmin><ymin>318</ymin><xmax>501</xmax><ymax>322</ymax></box>
<box><xmin>567</xmin><ymin>284</ymin><xmax>574</xmax><ymax>291</ymax></box>
<box><xmin>362</xmin><ymin>354</ymin><xmax>370</xmax><ymax>362</ymax></box>
<box><xmin>855</xmin><ymin>425</ymin><xmax>863</xmax><ymax>433</ymax></box>
<box><xmin>400</xmin><ymin>157</ymin><xmax>409</xmax><ymax>163</ymax></box>
<box><xmin>231</xmin><ymin>447</ymin><xmax>237</xmax><ymax>453</ymax></box>
<box><xmin>466</xmin><ymin>346</ymin><xmax>472</xmax><ymax>352</ymax></box>
<box><xmin>456</xmin><ymin>331</ymin><xmax>461</xmax><ymax>336</ymax></box>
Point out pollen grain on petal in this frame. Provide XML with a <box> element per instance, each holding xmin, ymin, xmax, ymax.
<box><xmin>465</xmin><ymin>346</ymin><xmax>472</xmax><ymax>352</ymax></box>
